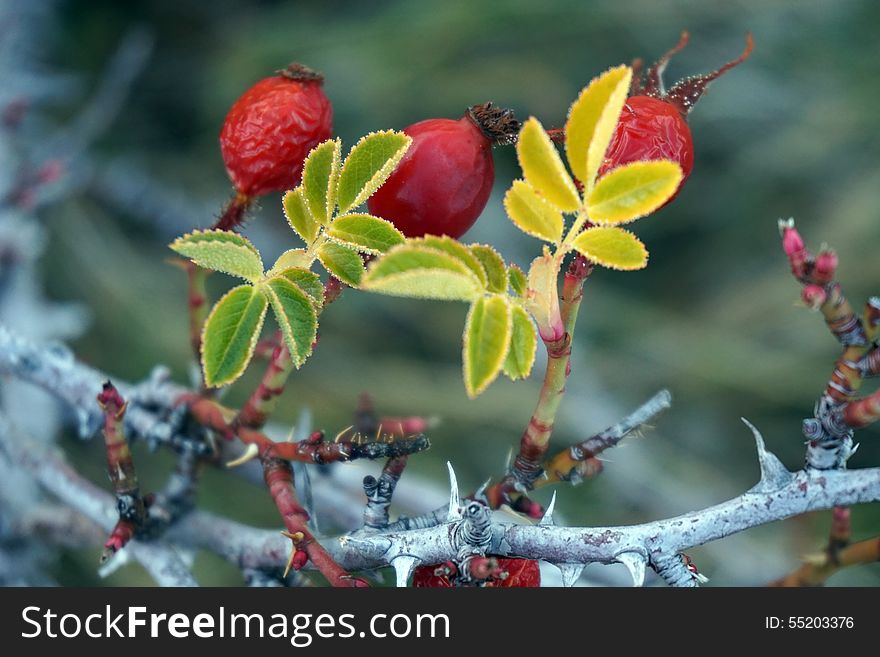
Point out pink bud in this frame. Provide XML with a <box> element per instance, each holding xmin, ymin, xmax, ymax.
<box><xmin>813</xmin><ymin>249</ymin><xmax>838</xmax><ymax>284</ymax></box>
<box><xmin>802</xmin><ymin>284</ymin><xmax>827</xmax><ymax>310</ymax></box>
<box><xmin>781</xmin><ymin>226</ymin><xmax>805</xmax><ymax>256</ymax></box>
<box><xmin>781</xmin><ymin>226</ymin><xmax>809</xmax><ymax>279</ymax></box>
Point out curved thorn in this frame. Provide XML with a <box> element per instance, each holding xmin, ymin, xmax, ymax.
<box><xmin>616</xmin><ymin>551</ymin><xmax>648</xmax><ymax>587</ymax></box>
<box><xmin>225</xmin><ymin>443</ymin><xmax>259</xmax><ymax>468</ymax></box>
<box><xmin>391</xmin><ymin>555</ymin><xmax>420</xmax><ymax>588</ymax></box>
<box><xmin>539</xmin><ymin>491</ymin><xmax>557</xmax><ymax>526</ymax></box>
<box><xmin>742</xmin><ymin>418</ymin><xmax>793</xmax><ymax>492</ymax></box>
<box><xmin>474</xmin><ymin>477</ymin><xmax>492</xmax><ymax>501</ymax></box>
<box><xmin>446</xmin><ymin>461</ymin><xmax>461</xmax><ymax>521</ymax></box>
<box><xmin>556</xmin><ymin>563</ymin><xmax>585</xmax><ymax>588</ymax></box>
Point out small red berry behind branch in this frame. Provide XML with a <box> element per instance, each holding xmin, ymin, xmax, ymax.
<box><xmin>216</xmin><ymin>63</ymin><xmax>333</xmax><ymax>231</ymax></box>
<box><xmin>597</xmin><ymin>32</ymin><xmax>753</xmax><ymax>205</ymax></box>
<box><xmin>367</xmin><ymin>103</ymin><xmax>519</xmax><ymax>238</ymax></box>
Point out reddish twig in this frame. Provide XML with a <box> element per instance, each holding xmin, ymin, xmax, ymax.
<box><xmin>484</xmin><ymin>255</ymin><xmax>593</xmax><ymax>513</ymax></box>
<box><xmin>262</xmin><ymin>455</ymin><xmax>366</xmax><ymax>587</ymax></box>
<box><xmin>769</xmin><ymin>507</ymin><xmax>880</xmax><ymax>586</ymax></box>
<box><xmin>540</xmin><ymin>389</ymin><xmax>671</xmax><ymax>488</ymax></box>
<box><xmin>780</xmin><ymin>220</ymin><xmax>880</xmax><ymax>468</ymax></box>
<box><xmin>96</xmin><ymin>381</ymin><xmax>150</xmax><ymax>562</ymax></box>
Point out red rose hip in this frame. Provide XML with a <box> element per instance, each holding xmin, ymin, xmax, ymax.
<box><xmin>368</xmin><ymin>103</ymin><xmax>519</xmax><ymax>239</ymax></box>
<box><xmin>216</xmin><ymin>63</ymin><xmax>332</xmax><ymax>230</ymax></box>
<box><xmin>598</xmin><ymin>32</ymin><xmax>753</xmax><ymax>204</ymax></box>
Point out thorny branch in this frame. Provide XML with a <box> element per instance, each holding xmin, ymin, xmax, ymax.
<box><xmin>1</xmin><ymin>222</ymin><xmax>878</xmax><ymax>587</ymax></box>
<box><xmin>4</xmin><ymin>396</ymin><xmax>879</xmax><ymax>587</ymax></box>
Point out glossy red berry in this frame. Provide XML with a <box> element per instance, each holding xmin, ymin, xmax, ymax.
<box><xmin>368</xmin><ymin>103</ymin><xmax>519</xmax><ymax>239</ymax></box>
<box><xmin>599</xmin><ymin>32</ymin><xmax>753</xmax><ymax>204</ymax></box>
<box><xmin>216</xmin><ymin>63</ymin><xmax>332</xmax><ymax>230</ymax></box>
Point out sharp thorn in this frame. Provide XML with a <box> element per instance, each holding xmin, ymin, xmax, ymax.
<box><xmin>539</xmin><ymin>491</ymin><xmax>557</xmax><ymax>526</ymax></box>
<box><xmin>225</xmin><ymin>443</ymin><xmax>259</xmax><ymax>468</ymax></box>
<box><xmin>391</xmin><ymin>555</ymin><xmax>420</xmax><ymax>588</ymax></box>
<box><xmin>446</xmin><ymin>461</ymin><xmax>461</xmax><ymax>521</ymax></box>
<box><xmin>616</xmin><ymin>551</ymin><xmax>648</xmax><ymax>587</ymax></box>
<box><xmin>334</xmin><ymin>425</ymin><xmax>353</xmax><ymax>443</ymax></box>
<box><xmin>742</xmin><ymin>418</ymin><xmax>793</xmax><ymax>492</ymax></box>
<box><xmin>556</xmin><ymin>563</ymin><xmax>585</xmax><ymax>587</ymax></box>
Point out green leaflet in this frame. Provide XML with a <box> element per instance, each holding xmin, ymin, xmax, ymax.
<box><xmin>267</xmin><ymin>248</ymin><xmax>311</xmax><ymax>276</ymax></box>
<box><xmin>516</xmin><ymin>117</ymin><xmax>581</xmax><ymax>213</ymax></box>
<box><xmin>316</xmin><ymin>241</ymin><xmax>364</xmax><ymax>287</ymax></box>
<box><xmin>201</xmin><ymin>285</ymin><xmax>268</xmax><ymax>387</ymax></box>
<box><xmin>272</xmin><ymin>267</ymin><xmax>324</xmax><ymax>308</ymax></box>
<box><xmin>503</xmin><ymin>179</ymin><xmax>564</xmax><ymax>244</ymax></box>
<box><xmin>265</xmin><ymin>276</ymin><xmax>318</xmax><ymax>368</ymax></box>
<box><xmin>170</xmin><ymin>230</ymin><xmax>263</xmax><ymax>282</ymax></box>
<box><xmin>361</xmin><ymin>244</ymin><xmax>483</xmax><ymax>302</ymax></box>
<box><xmin>283</xmin><ymin>188</ymin><xmax>320</xmax><ymax>244</ymax></box>
<box><xmin>302</xmin><ymin>138</ymin><xmax>342</xmax><ymax>225</ymax></box>
<box><xmin>508</xmin><ymin>264</ymin><xmax>527</xmax><ymax>297</ymax></box>
<box><xmin>336</xmin><ymin>131</ymin><xmax>412</xmax><ymax>214</ymax></box>
<box><xmin>564</xmin><ymin>65</ymin><xmax>632</xmax><ymax>187</ymax></box>
<box><xmin>469</xmin><ymin>244</ymin><xmax>507</xmax><ymax>293</ymax></box>
<box><xmin>503</xmin><ymin>305</ymin><xmax>538</xmax><ymax>380</ymax></box>
<box><xmin>417</xmin><ymin>235</ymin><xmax>488</xmax><ymax>288</ymax></box>
<box><xmin>587</xmin><ymin>160</ymin><xmax>682</xmax><ymax>225</ymax></box>
<box><xmin>572</xmin><ymin>226</ymin><xmax>648</xmax><ymax>271</ymax></box>
<box><xmin>328</xmin><ymin>214</ymin><xmax>405</xmax><ymax>254</ymax></box>
<box><xmin>583</xmin><ymin>66</ymin><xmax>632</xmax><ymax>194</ymax></box>
<box><xmin>462</xmin><ymin>294</ymin><xmax>513</xmax><ymax>398</ymax></box>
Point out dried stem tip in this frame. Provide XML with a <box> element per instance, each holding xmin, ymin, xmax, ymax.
<box><xmin>467</xmin><ymin>102</ymin><xmax>521</xmax><ymax>145</ymax></box>
<box><xmin>278</xmin><ymin>63</ymin><xmax>324</xmax><ymax>84</ymax></box>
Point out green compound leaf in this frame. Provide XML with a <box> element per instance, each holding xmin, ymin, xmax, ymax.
<box><xmin>336</xmin><ymin>130</ymin><xmax>412</xmax><ymax>214</ymax></box>
<box><xmin>201</xmin><ymin>284</ymin><xmax>268</xmax><ymax>387</ymax></box>
<box><xmin>469</xmin><ymin>244</ymin><xmax>507</xmax><ymax>293</ymax></box>
<box><xmin>302</xmin><ymin>138</ymin><xmax>342</xmax><ymax>225</ymax></box>
<box><xmin>316</xmin><ymin>241</ymin><xmax>364</xmax><ymax>287</ymax></box>
<box><xmin>503</xmin><ymin>179</ymin><xmax>564</xmax><ymax>244</ymax></box>
<box><xmin>417</xmin><ymin>235</ymin><xmax>488</xmax><ymax>289</ymax></box>
<box><xmin>328</xmin><ymin>213</ymin><xmax>405</xmax><ymax>254</ymax></box>
<box><xmin>508</xmin><ymin>264</ymin><xmax>527</xmax><ymax>296</ymax></box>
<box><xmin>516</xmin><ymin>117</ymin><xmax>581</xmax><ymax>213</ymax></box>
<box><xmin>267</xmin><ymin>248</ymin><xmax>311</xmax><ymax>277</ymax></box>
<box><xmin>572</xmin><ymin>226</ymin><xmax>648</xmax><ymax>271</ymax></box>
<box><xmin>587</xmin><ymin>160</ymin><xmax>682</xmax><ymax>225</ymax></box>
<box><xmin>265</xmin><ymin>275</ymin><xmax>318</xmax><ymax>368</ymax></box>
<box><xmin>361</xmin><ymin>244</ymin><xmax>482</xmax><ymax>302</ymax></box>
<box><xmin>170</xmin><ymin>230</ymin><xmax>263</xmax><ymax>283</ymax></box>
<box><xmin>503</xmin><ymin>304</ymin><xmax>538</xmax><ymax>380</ymax></box>
<box><xmin>283</xmin><ymin>187</ymin><xmax>320</xmax><ymax>244</ymax></box>
<box><xmin>462</xmin><ymin>294</ymin><xmax>513</xmax><ymax>398</ymax></box>
<box><xmin>272</xmin><ymin>267</ymin><xmax>324</xmax><ymax>308</ymax></box>
<box><xmin>565</xmin><ymin>65</ymin><xmax>632</xmax><ymax>188</ymax></box>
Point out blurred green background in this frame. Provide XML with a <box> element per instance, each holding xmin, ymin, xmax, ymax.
<box><xmin>29</xmin><ymin>0</ymin><xmax>880</xmax><ymax>584</ymax></box>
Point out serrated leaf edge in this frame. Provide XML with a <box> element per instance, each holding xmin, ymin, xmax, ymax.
<box><xmin>573</xmin><ymin>226</ymin><xmax>649</xmax><ymax>271</ymax></box>
<box><xmin>200</xmin><ymin>285</ymin><xmax>268</xmax><ymax>387</ymax></box>
<box><xmin>337</xmin><ymin>130</ymin><xmax>413</xmax><ymax>214</ymax></box>
<box><xmin>462</xmin><ymin>294</ymin><xmax>514</xmax><ymax>398</ymax></box>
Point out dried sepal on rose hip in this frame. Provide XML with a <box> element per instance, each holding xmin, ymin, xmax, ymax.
<box><xmin>217</xmin><ymin>63</ymin><xmax>333</xmax><ymax>231</ymax></box>
<box><xmin>367</xmin><ymin>103</ymin><xmax>519</xmax><ymax>238</ymax></box>
<box><xmin>598</xmin><ymin>32</ymin><xmax>753</xmax><ymax>205</ymax></box>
